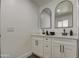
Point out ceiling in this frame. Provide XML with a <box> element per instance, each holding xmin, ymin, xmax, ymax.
<box><xmin>31</xmin><ymin>0</ymin><xmax>53</xmax><ymax>7</ymax></box>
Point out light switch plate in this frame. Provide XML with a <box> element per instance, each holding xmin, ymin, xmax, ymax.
<box><xmin>7</xmin><ymin>27</ymin><xmax>15</xmax><ymax>32</ymax></box>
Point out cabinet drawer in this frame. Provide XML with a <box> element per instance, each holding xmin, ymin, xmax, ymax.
<box><xmin>44</xmin><ymin>42</ymin><xmax>51</xmax><ymax>47</ymax></box>
<box><xmin>44</xmin><ymin>38</ymin><xmax>51</xmax><ymax>42</ymax></box>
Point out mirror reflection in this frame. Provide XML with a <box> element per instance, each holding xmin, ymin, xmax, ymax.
<box><xmin>40</xmin><ymin>8</ymin><xmax>52</xmax><ymax>29</ymax></box>
<box><xmin>55</xmin><ymin>0</ymin><xmax>73</xmax><ymax>28</ymax></box>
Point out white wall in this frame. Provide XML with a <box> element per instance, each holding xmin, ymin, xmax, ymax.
<box><xmin>39</xmin><ymin>0</ymin><xmax>78</xmax><ymax>39</ymax></box>
<box><xmin>78</xmin><ymin>0</ymin><xmax>79</xmax><ymax>38</ymax></box>
<box><xmin>0</xmin><ymin>0</ymin><xmax>1</xmax><ymax>56</ymax></box>
<box><xmin>1</xmin><ymin>0</ymin><xmax>39</xmax><ymax>58</ymax></box>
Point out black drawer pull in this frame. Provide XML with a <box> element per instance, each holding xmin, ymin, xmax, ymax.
<box><xmin>46</xmin><ymin>39</ymin><xmax>48</xmax><ymax>40</ymax></box>
<box><xmin>60</xmin><ymin>45</ymin><xmax>61</xmax><ymax>52</ymax></box>
<box><xmin>63</xmin><ymin>45</ymin><xmax>64</xmax><ymax>52</ymax></box>
<box><xmin>46</xmin><ymin>46</ymin><xmax>48</xmax><ymax>47</ymax></box>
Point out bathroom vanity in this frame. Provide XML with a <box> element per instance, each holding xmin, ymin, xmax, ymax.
<box><xmin>32</xmin><ymin>0</ymin><xmax>79</xmax><ymax>58</ymax></box>
<box><xmin>32</xmin><ymin>34</ymin><xmax>79</xmax><ymax>58</ymax></box>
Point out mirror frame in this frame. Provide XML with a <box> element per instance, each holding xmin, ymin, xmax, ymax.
<box><xmin>55</xmin><ymin>0</ymin><xmax>73</xmax><ymax>28</ymax></box>
<box><xmin>40</xmin><ymin>8</ymin><xmax>52</xmax><ymax>29</ymax></box>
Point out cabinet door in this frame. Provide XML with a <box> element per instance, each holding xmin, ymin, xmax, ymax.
<box><xmin>32</xmin><ymin>37</ymin><xmax>43</xmax><ymax>57</ymax></box>
<box><xmin>63</xmin><ymin>44</ymin><xmax>77</xmax><ymax>58</ymax></box>
<box><xmin>62</xmin><ymin>39</ymin><xmax>77</xmax><ymax>58</ymax></box>
<box><xmin>44</xmin><ymin>38</ymin><xmax>51</xmax><ymax>58</ymax></box>
<box><xmin>52</xmin><ymin>41</ymin><xmax>62</xmax><ymax>58</ymax></box>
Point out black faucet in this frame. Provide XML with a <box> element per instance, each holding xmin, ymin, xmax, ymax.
<box><xmin>46</xmin><ymin>30</ymin><xmax>49</xmax><ymax>35</ymax></box>
<box><xmin>62</xmin><ymin>29</ymin><xmax>68</xmax><ymax>36</ymax></box>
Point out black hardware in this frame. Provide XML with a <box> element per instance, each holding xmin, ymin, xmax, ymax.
<box><xmin>46</xmin><ymin>46</ymin><xmax>48</xmax><ymax>47</ymax></box>
<box><xmin>50</xmin><ymin>32</ymin><xmax>55</xmax><ymax>35</ymax></box>
<box><xmin>46</xmin><ymin>38</ymin><xmax>48</xmax><ymax>40</ymax></box>
<box><xmin>63</xmin><ymin>45</ymin><xmax>64</xmax><ymax>52</ymax></box>
<box><xmin>46</xmin><ymin>30</ymin><xmax>49</xmax><ymax>35</ymax></box>
<box><xmin>64</xmin><ymin>29</ymin><xmax>65</xmax><ymax>33</ymax></box>
<box><xmin>70</xmin><ymin>29</ymin><xmax>73</xmax><ymax>36</ymax></box>
<box><xmin>60</xmin><ymin>45</ymin><xmax>61</xmax><ymax>52</ymax></box>
<box><xmin>0</xmin><ymin>34</ymin><xmax>1</xmax><ymax>38</ymax></box>
<box><xmin>62</xmin><ymin>29</ymin><xmax>68</xmax><ymax>36</ymax></box>
<box><xmin>42</xmin><ymin>30</ymin><xmax>45</xmax><ymax>34</ymax></box>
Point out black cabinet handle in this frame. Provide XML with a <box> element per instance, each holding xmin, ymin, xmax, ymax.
<box><xmin>46</xmin><ymin>46</ymin><xmax>48</xmax><ymax>47</ymax></box>
<box><xmin>60</xmin><ymin>45</ymin><xmax>61</xmax><ymax>52</ymax></box>
<box><xmin>0</xmin><ymin>34</ymin><xmax>1</xmax><ymax>38</ymax></box>
<box><xmin>63</xmin><ymin>45</ymin><xmax>64</xmax><ymax>53</ymax></box>
<box><xmin>46</xmin><ymin>38</ymin><xmax>48</xmax><ymax>40</ymax></box>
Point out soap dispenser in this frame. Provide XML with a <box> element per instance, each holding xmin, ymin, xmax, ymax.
<box><xmin>46</xmin><ymin>30</ymin><xmax>49</xmax><ymax>35</ymax></box>
<box><xmin>70</xmin><ymin>30</ymin><xmax>73</xmax><ymax>36</ymax></box>
<box><xmin>42</xmin><ymin>29</ymin><xmax>45</xmax><ymax>34</ymax></box>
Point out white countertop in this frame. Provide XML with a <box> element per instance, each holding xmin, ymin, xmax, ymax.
<box><xmin>32</xmin><ymin>34</ymin><xmax>79</xmax><ymax>39</ymax></box>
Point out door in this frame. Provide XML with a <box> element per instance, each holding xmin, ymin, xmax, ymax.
<box><xmin>63</xmin><ymin>44</ymin><xmax>77</xmax><ymax>58</ymax></box>
<box><xmin>32</xmin><ymin>36</ymin><xmax>43</xmax><ymax>57</ymax></box>
<box><xmin>52</xmin><ymin>39</ymin><xmax>62</xmax><ymax>58</ymax></box>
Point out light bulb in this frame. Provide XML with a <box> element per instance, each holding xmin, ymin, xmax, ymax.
<box><xmin>57</xmin><ymin>9</ymin><xmax>60</xmax><ymax>13</ymax></box>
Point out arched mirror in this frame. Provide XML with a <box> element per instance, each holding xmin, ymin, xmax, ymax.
<box><xmin>40</xmin><ymin>8</ymin><xmax>52</xmax><ymax>29</ymax></box>
<box><xmin>55</xmin><ymin>0</ymin><xmax>73</xmax><ymax>28</ymax></box>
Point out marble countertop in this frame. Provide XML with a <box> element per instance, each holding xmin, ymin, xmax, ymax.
<box><xmin>32</xmin><ymin>34</ymin><xmax>79</xmax><ymax>39</ymax></box>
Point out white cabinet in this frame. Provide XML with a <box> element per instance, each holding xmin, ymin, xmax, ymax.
<box><xmin>52</xmin><ymin>38</ymin><xmax>77</xmax><ymax>58</ymax></box>
<box><xmin>62</xmin><ymin>40</ymin><xmax>77</xmax><ymax>58</ymax></box>
<box><xmin>43</xmin><ymin>37</ymin><xmax>52</xmax><ymax>58</ymax></box>
<box><xmin>63</xmin><ymin>44</ymin><xmax>76</xmax><ymax>58</ymax></box>
<box><xmin>32</xmin><ymin>36</ymin><xmax>43</xmax><ymax>57</ymax></box>
<box><xmin>32</xmin><ymin>35</ymin><xmax>78</xmax><ymax>58</ymax></box>
<box><xmin>32</xmin><ymin>36</ymin><xmax>52</xmax><ymax>58</ymax></box>
<box><xmin>52</xmin><ymin>40</ymin><xmax>62</xmax><ymax>58</ymax></box>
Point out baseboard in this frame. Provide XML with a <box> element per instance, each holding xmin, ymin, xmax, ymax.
<box><xmin>18</xmin><ymin>51</ymin><xmax>32</xmax><ymax>58</ymax></box>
